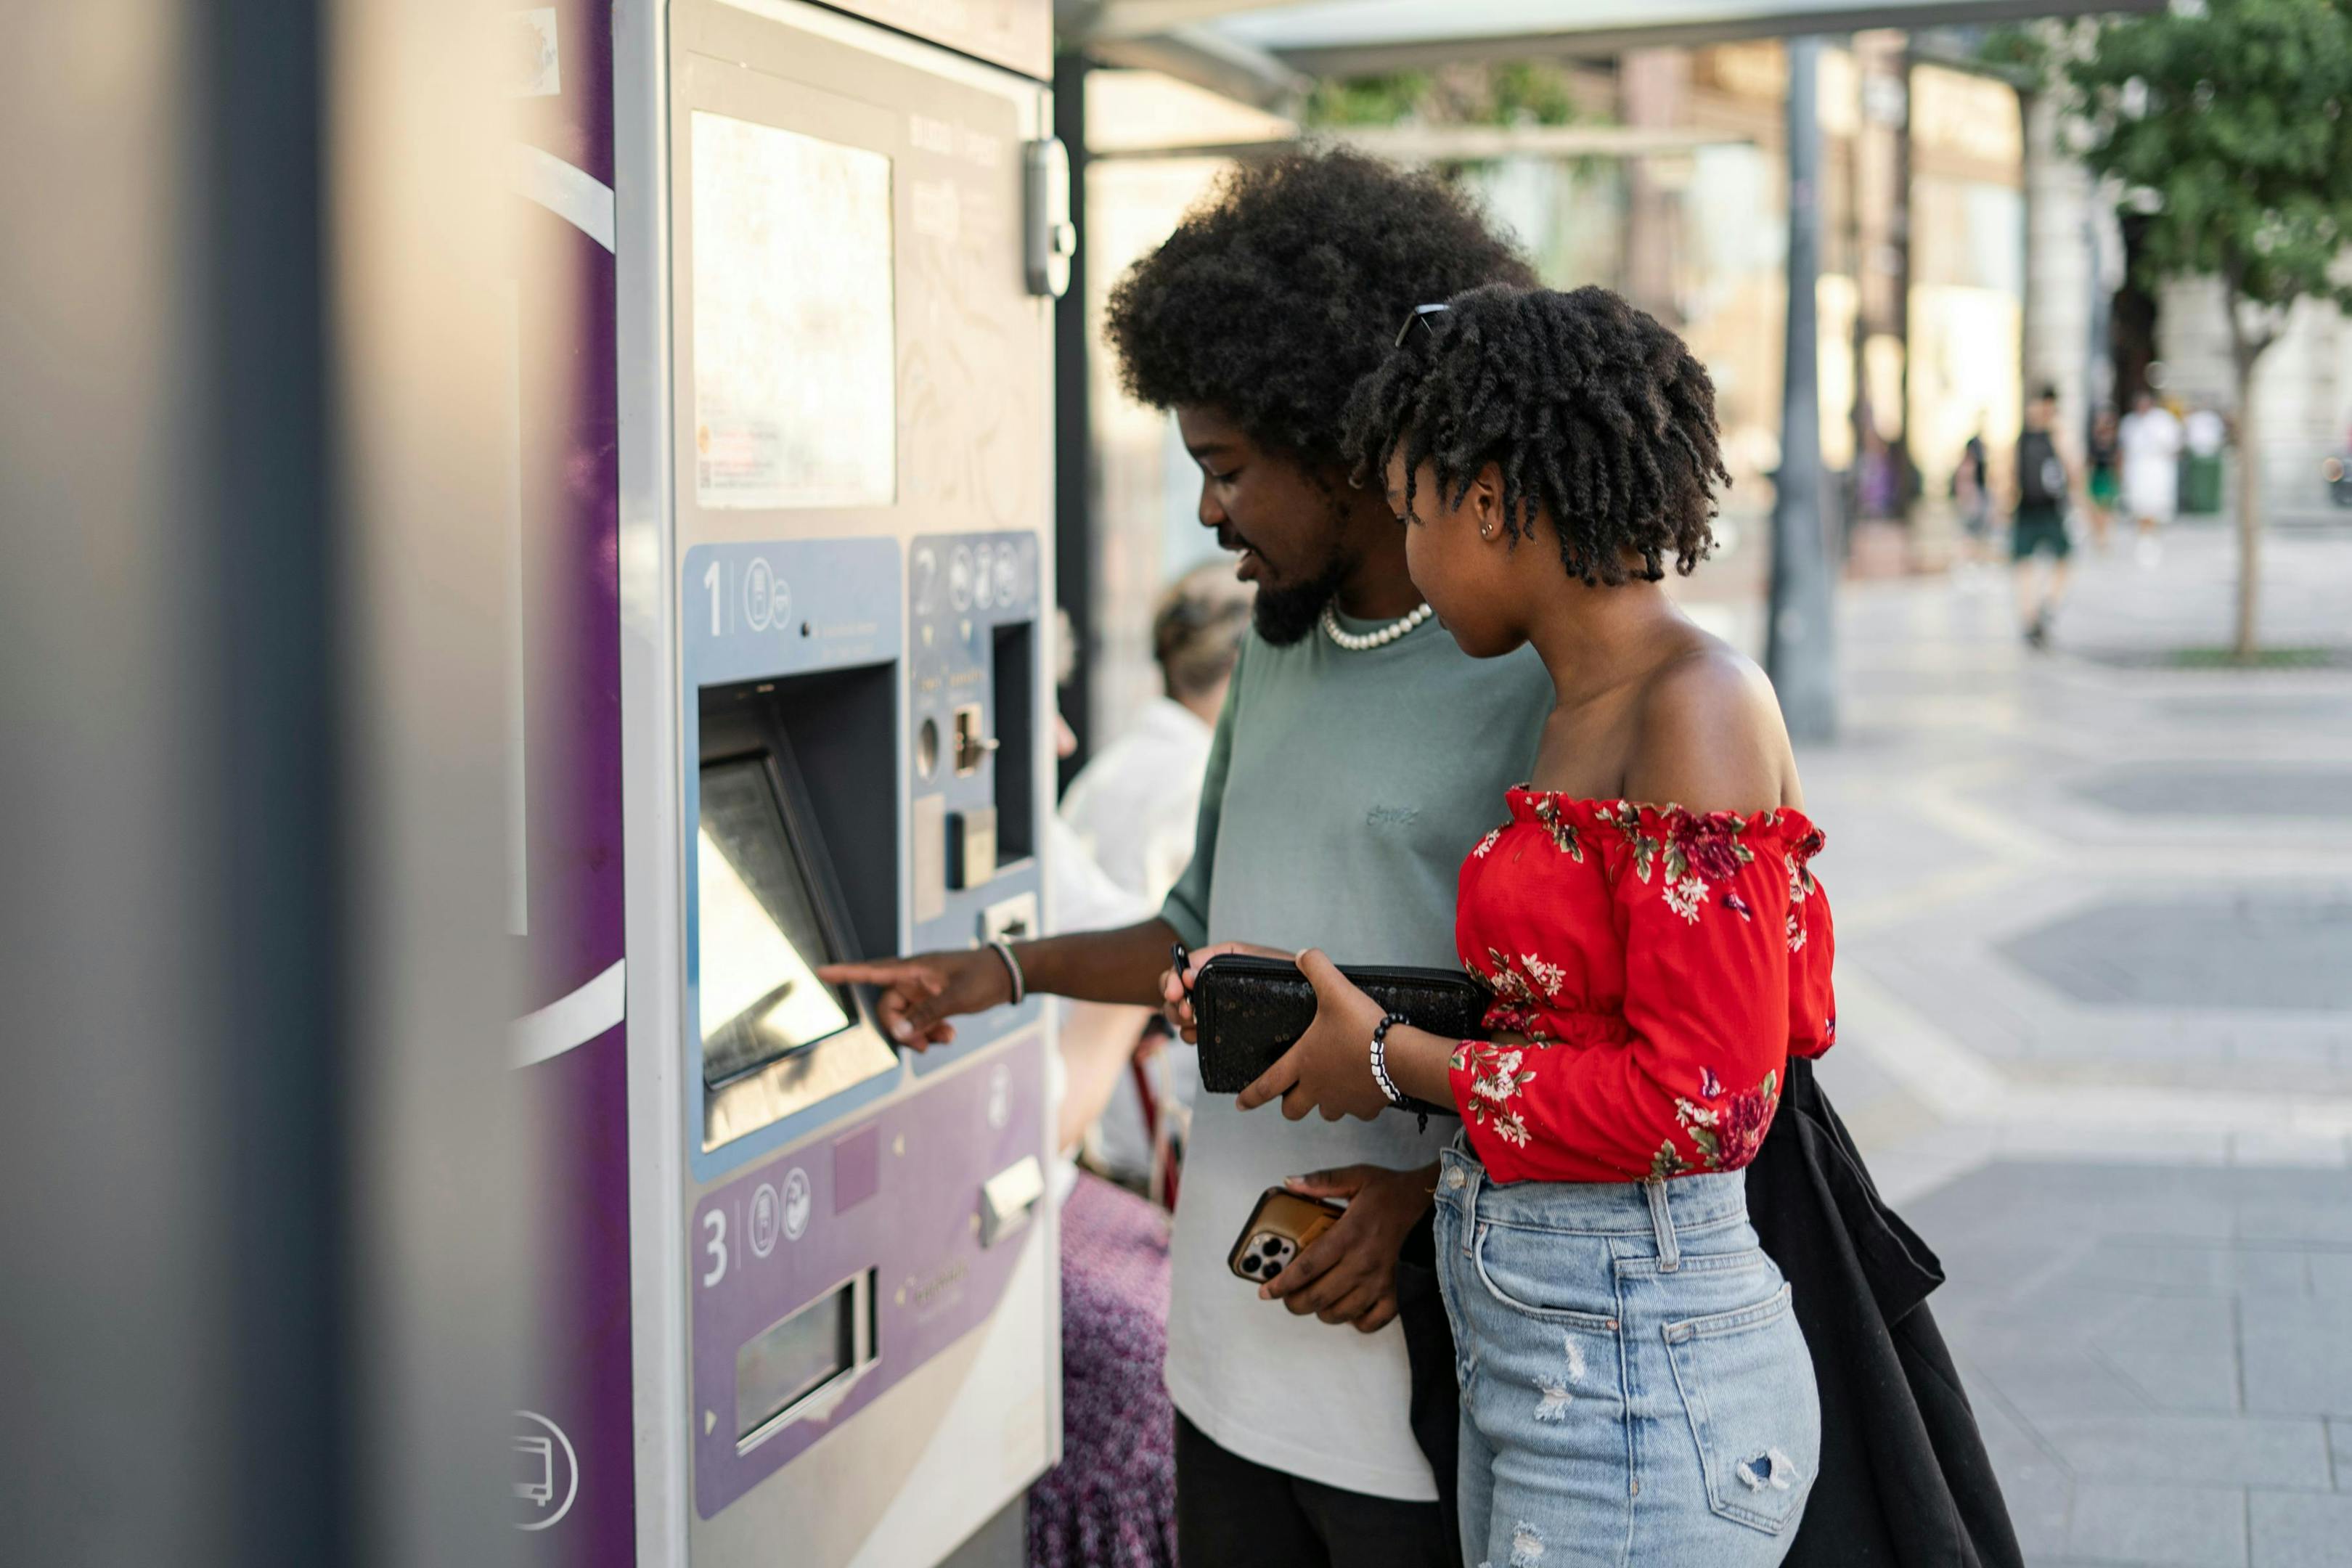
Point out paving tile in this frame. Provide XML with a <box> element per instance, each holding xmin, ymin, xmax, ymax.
<box><xmin>1996</xmin><ymin>894</ymin><xmax>2352</xmax><ymax>1011</ymax></box>
<box><xmin>2091</xmin><ymin>1242</ymin><xmax>2229</xmax><ymax>1293</ymax></box>
<box><xmin>1953</xmin><ymin>1283</ymin><xmax>2151</xmax><ymax>1358</ymax></box>
<box><xmin>2237</xmin><ymin>1204</ymin><xmax>2352</xmax><ymax>1246</ymax></box>
<box><xmin>2307</xmin><ymin>1252</ymin><xmax>2352</xmax><ymax>1297</ymax></box>
<box><xmin>2216</xmin><ymin>1249</ymin><xmax>2318</xmax><ymax>1294</ymax></box>
<box><xmin>1975</xmin><ymin>1348</ymin><xmax>2157</xmax><ymax>1421</ymax></box>
<box><xmin>2241</xmin><ymin>1298</ymin><xmax>2352</xmax><ymax>1418</ymax></box>
<box><xmin>2330</xmin><ymin>1419</ymin><xmax>2352</xmax><ymax>1488</ymax></box>
<box><xmin>2075</xmin><ymin>1241</ymin><xmax>2314</xmax><ymax>1297</ymax></box>
<box><xmin>2064</xmin><ymin>1482</ymin><xmax>2246</xmax><ymax>1566</ymax></box>
<box><xmin>2100</xmin><ymin>1297</ymin><xmax>2245</xmax><ymax>1414</ymax></box>
<box><xmin>2228</xmin><ymin>1130</ymin><xmax>2350</xmax><ymax>1168</ymax></box>
<box><xmin>1964</xmin><ymin>1379</ymin><xmax>2080</xmax><ymax>1557</ymax></box>
<box><xmin>1998</xmin><ymin>1463</ymin><xmax>2078</xmax><ymax>1561</ymax></box>
<box><xmin>2000</xmin><ymin>1123</ymin><xmax>2233</xmax><ymax>1166</ymax></box>
<box><xmin>2035</xmin><ymin>1414</ymin><xmax>2332</xmax><ymax>1488</ymax></box>
<box><xmin>2248</xmin><ymin>1489</ymin><xmax>2352</xmax><ymax>1566</ymax></box>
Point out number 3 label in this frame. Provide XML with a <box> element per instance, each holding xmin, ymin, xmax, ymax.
<box><xmin>701</xmin><ymin>1208</ymin><xmax>727</xmax><ymax>1287</ymax></box>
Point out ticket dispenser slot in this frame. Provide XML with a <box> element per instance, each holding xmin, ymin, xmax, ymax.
<box><xmin>990</xmin><ymin>621</ymin><xmax>1036</xmax><ymax>864</ymax></box>
<box><xmin>697</xmin><ymin>670</ymin><xmax>900</xmax><ymax>1152</ymax></box>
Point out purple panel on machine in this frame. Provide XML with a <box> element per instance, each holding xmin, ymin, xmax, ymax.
<box><xmin>512</xmin><ymin>1</ymin><xmax>632</xmax><ymax>1562</ymax></box>
<box><xmin>690</xmin><ymin>1034</ymin><xmax>1045</xmax><ymax>1519</ymax></box>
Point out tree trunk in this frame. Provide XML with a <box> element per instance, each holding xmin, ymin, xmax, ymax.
<box><xmin>2233</xmin><ymin>358</ymin><xmax>2261</xmax><ymax>662</ymax></box>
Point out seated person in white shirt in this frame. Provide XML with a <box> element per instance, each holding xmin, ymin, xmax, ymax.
<box><xmin>1061</xmin><ymin>562</ymin><xmax>1253</xmax><ymax>1185</ymax></box>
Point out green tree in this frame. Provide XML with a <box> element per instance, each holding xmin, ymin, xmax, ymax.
<box><xmin>2065</xmin><ymin>0</ymin><xmax>2352</xmax><ymax>659</ymax></box>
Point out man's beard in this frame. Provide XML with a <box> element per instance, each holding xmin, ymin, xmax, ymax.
<box><xmin>1251</xmin><ymin>553</ymin><xmax>1352</xmax><ymax>645</ymax></box>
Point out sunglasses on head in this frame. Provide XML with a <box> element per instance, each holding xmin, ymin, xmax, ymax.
<box><xmin>1394</xmin><ymin>302</ymin><xmax>1451</xmax><ymax>348</ymax></box>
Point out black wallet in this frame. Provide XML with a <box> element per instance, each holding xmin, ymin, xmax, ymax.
<box><xmin>1191</xmin><ymin>954</ymin><xmax>1487</xmax><ymax>1117</ymax></box>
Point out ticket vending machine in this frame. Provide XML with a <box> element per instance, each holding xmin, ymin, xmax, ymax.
<box><xmin>508</xmin><ymin>1</ymin><xmax>1065</xmax><ymax>1562</ymax></box>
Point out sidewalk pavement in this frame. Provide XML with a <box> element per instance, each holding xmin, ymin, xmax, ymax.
<box><xmin>1785</xmin><ymin>520</ymin><xmax>2352</xmax><ymax>1567</ymax></box>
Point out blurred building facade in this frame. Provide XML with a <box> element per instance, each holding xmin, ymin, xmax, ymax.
<box><xmin>1071</xmin><ymin>38</ymin><xmax>2032</xmax><ymax>737</ymax></box>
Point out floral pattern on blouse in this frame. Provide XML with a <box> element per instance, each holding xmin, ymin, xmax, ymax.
<box><xmin>1528</xmin><ymin>794</ymin><xmax>1587</xmax><ymax>861</ymax></box>
<box><xmin>1450</xmin><ymin>1040</ymin><xmax>1537</xmax><ymax>1149</ymax></box>
<box><xmin>1447</xmin><ymin>792</ymin><xmax>1837</xmax><ymax>1185</ymax></box>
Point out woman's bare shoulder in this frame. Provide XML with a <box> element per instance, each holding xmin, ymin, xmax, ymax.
<box><xmin>1622</xmin><ymin>633</ymin><xmax>1794</xmax><ymax>814</ymax></box>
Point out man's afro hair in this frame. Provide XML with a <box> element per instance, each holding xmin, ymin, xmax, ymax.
<box><xmin>1103</xmin><ymin>149</ymin><xmax>1535</xmax><ymax>471</ymax></box>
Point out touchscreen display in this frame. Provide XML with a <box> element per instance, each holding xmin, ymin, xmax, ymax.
<box><xmin>736</xmin><ymin>1281</ymin><xmax>855</xmax><ymax>1441</ymax></box>
<box><xmin>697</xmin><ymin>758</ymin><xmax>854</xmax><ymax>1086</ymax></box>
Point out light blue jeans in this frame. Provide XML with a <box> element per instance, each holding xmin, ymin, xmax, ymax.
<box><xmin>1432</xmin><ymin>1141</ymin><xmax>1819</xmax><ymax>1568</ymax></box>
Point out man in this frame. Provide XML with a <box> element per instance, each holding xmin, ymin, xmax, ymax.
<box><xmin>822</xmin><ymin>150</ymin><xmax>1548</xmax><ymax>1567</ymax></box>
<box><xmin>2012</xmin><ymin>385</ymin><xmax>2076</xmax><ymax>648</ymax></box>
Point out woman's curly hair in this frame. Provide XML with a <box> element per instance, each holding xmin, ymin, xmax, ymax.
<box><xmin>1342</xmin><ymin>284</ymin><xmax>1729</xmax><ymax>585</ymax></box>
<box><xmin>1103</xmin><ymin>150</ymin><xmax>1534</xmax><ymax>471</ymax></box>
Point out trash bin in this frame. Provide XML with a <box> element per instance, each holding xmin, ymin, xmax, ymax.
<box><xmin>2182</xmin><ymin>452</ymin><xmax>2224</xmax><ymax>515</ymax></box>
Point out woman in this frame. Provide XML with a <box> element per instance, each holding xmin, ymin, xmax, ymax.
<box><xmin>2086</xmin><ymin>404</ymin><xmax>2121</xmax><ymax>552</ymax></box>
<box><xmin>2118</xmin><ymin>390</ymin><xmax>2182</xmax><ymax>567</ymax></box>
<box><xmin>1230</xmin><ymin>285</ymin><xmax>1826</xmax><ymax>1566</ymax></box>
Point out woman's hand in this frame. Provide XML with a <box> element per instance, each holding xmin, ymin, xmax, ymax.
<box><xmin>1159</xmin><ymin>939</ymin><xmax>1293</xmax><ymax>1043</ymax></box>
<box><xmin>1236</xmin><ymin>950</ymin><xmax>1391</xmax><ymax>1121</ymax></box>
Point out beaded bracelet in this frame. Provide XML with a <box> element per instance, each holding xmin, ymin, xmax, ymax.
<box><xmin>1368</xmin><ymin>1012</ymin><xmax>1412</xmax><ymax>1109</ymax></box>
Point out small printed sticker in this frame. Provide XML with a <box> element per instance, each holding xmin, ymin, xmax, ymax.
<box><xmin>510</xmin><ymin>9</ymin><xmax>560</xmax><ymax>99</ymax></box>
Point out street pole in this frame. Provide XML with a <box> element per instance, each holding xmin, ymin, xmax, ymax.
<box><xmin>1768</xmin><ymin>36</ymin><xmax>1839</xmax><ymax>743</ymax></box>
<box><xmin>1053</xmin><ymin>50</ymin><xmax>1093</xmax><ymax>789</ymax></box>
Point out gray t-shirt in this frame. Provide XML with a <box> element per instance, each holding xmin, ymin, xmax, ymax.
<box><xmin>1159</xmin><ymin>612</ymin><xmax>1551</xmax><ymax>1498</ymax></box>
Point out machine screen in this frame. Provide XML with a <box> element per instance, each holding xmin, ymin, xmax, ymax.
<box><xmin>697</xmin><ymin>758</ymin><xmax>854</xmax><ymax>1086</ymax></box>
<box><xmin>736</xmin><ymin>1278</ymin><xmax>856</xmax><ymax>1441</ymax></box>
<box><xmin>691</xmin><ymin>111</ymin><xmax>896</xmax><ymax>510</ymax></box>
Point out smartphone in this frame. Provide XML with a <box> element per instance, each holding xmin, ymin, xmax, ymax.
<box><xmin>1228</xmin><ymin>1186</ymin><xmax>1344</xmax><ymax>1285</ymax></box>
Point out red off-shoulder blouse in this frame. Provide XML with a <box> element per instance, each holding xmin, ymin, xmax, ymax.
<box><xmin>1447</xmin><ymin>790</ymin><xmax>1836</xmax><ymax>1185</ymax></box>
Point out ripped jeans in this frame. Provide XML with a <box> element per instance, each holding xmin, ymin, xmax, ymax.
<box><xmin>1432</xmin><ymin>1142</ymin><xmax>1818</xmax><ymax>1568</ymax></box>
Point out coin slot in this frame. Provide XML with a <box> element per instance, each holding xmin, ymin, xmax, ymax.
<box><xmin>952</xmin><ymin>703</ymin><xmax>995</xmax><ymax>776</ymax></box>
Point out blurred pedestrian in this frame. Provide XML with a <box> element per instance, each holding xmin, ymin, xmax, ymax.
<box><xmin>1952</xmin><ymin>426</ymin><xmax>1993</xmax><ymax>568</ymax></box>
<box><xmin>1061</xmin><ymin>561</ymin><xmax>1254</xmax><ymax>1191</ymax></box>
<box><xmin>2086</xmin><ymin>405</ymin><xmax>2120</xmax><ymax>552</ymax></box>
<box><xmin>2182</xmin><ymin>402</ymin><xmax>2227</xmax><ymax>516</ymax></box>
<box><xmin>2012</xmin><ymin>385</ymin><xmax>2075</xmax><ymax>649</ymax></box>
<box><xmin>2118</xmin><ymin>389</ymin><xmax>2182</xmax><ymax>566</ymax></box>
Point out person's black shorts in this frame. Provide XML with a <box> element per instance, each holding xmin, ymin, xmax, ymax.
<box><xmin>2011</xmin><ymin>504</ymin><xmax>2071</xmax><ymax>562</ymax></box>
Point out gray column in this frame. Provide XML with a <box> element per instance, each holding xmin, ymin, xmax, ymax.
<box><xmin>1768</xmin><ymin>36</ymin><xmax>1839</xmax><ymax>742</ymax></box>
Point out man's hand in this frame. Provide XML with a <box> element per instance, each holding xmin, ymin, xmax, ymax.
<box><xmin>1259</xmin><ymin>1164</ymin><xmax>1436</xmax><ymax>1333</ymax></box>
<box><xmin>817</xmin><ymin>949</ymin><xmax>1012</xmax><ymax>1048</ymax></box>
<box><xmin>1159</xmin><ymin>939</ymin><xmax>1293</xmax><ymax>1043</ymax></box>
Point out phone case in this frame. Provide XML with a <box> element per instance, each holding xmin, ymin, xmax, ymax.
<box><xmin>1228</xmin><ymin>1187</ymin><xmax>1344</xmax><ymax>1283</ymax></box>
<box><xmin>1191</xmin><ymin>954</ymin><xmax>1485</xmax><ymax>1117</ymax></box>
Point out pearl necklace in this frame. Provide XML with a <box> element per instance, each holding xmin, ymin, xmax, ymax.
<box><xmin>1320</xmin><ymin>601</ymin><xmax>1432</xmax><ymax>652</ymax></box>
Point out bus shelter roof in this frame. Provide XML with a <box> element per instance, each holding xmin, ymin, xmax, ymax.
<box><xmin>1065</xmin><ymin>0</ymin><xmax>2154</xmax><ymax>105</ymax></box>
